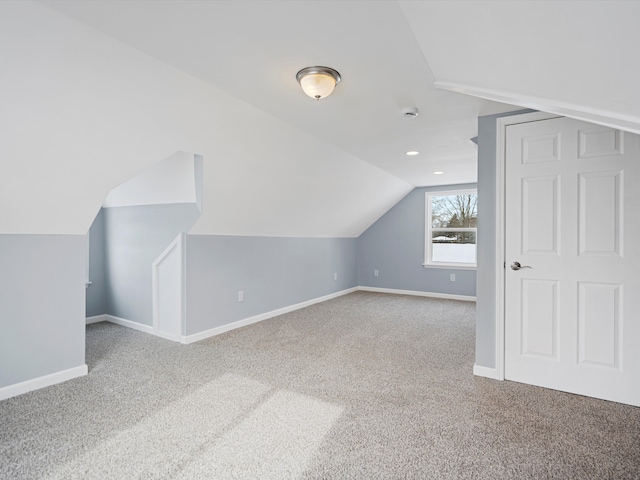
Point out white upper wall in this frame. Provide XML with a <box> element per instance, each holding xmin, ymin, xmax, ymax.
<box><xmin>400</xmin><ymin>1</ymin><xmax>640</xmax><ymax>134</ymax></box>
<box><xmin>103</xmin><ymin>151</ymin><xmax>197</xmax><ymax>208</ymax></box>
<box><xmin>0</xmin><ymin>1</ymin><xmax>411</xmax><ymax>236</ymax></box>
<box><xmin>45</xmin><ymin>0</ymin><xmax>516</xmax><ymax>188</ymax></box>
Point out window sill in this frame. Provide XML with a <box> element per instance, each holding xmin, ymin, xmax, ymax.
<box><xmin>422</xmin><ymin>263</ymin><xmax>476</xmax><ymax>270</ymax></box>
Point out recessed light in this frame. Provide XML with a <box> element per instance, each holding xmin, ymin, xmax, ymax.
<box><xmin>433</xmin><ymin>171</ymin><xmax>444</xmax><ymax>175</ymax></box>
<box><xmin>405</xmin><ymin>151</ymin><xmax>419</xmax><ymax>156</ymax></box>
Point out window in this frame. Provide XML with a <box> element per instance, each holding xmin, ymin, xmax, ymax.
<box><xmin>424</xmin><ymin>190</ymin><xmax>477</xmax><ymax>268</ymax></box>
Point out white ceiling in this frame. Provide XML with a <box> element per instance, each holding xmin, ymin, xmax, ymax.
<box><xmin>400</xmin><ymin>0</ymin><xmax>640</xmax><ymax>135</ymax></box>
<box><xmin>6</xmin><ymin>1</ymin><xmax>635</xmax><ymax>234</ymax></box>
<box><xmin>1</xmin><ymin>1</ymin><xmax>414</xmax><ymax>235</ymax></box>
<box><xmin>46</xmin><ymin>0</ymin><xmax>516</xmax><ymax>187</ymax></box>
<box><xmin>103</xmin><ymin>151</ymin><xmax>199</xmax><ymax>209</ymax></box>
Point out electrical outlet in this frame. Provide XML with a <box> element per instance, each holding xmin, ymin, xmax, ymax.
<box><xmin>237</xmin><ymin>290</ymin><xmax>244</xmax><ymax>302</ymax></box>
<box><xmin>334</xmin><ymin>272</ymin><xmax>338</xmax><ymax>280</ymax></box>
<box><xmin>450</xmin><ymin>274</ymin><xmax>455</xmax><ymax>282</ymax></box>
<box><xmin>374</xmin><ymin>269</ymin><xmax>379</xmax><ymax>277</ymax></box>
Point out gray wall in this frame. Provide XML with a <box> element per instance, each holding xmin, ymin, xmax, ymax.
<box><xmin>357</xmin><ymin>185</ymin><xmax>477</xmax><ymax>297</ymax></box>
<box><xmin>185</xmin><ymin>235</ymin><xmax>357</xmax><ymax>335</ymax></box>
<box><xmin>476</xmin><ymin>109</ymin><xmax>534</xmax><ymax>368</ymax></box>
<box><xmin>86</xmin><ymin>209</ymin><xmax>107</xmax><ymax>318</ymax></box>
<box><xmin>0</xmin><ymin>235</ymin><xmax>85</xmax><ymax>388</ymax></box>
<box><xmin>103</xmin><ymin>204</ymin><xmax>201</xmax><ymax>326</ymax></box>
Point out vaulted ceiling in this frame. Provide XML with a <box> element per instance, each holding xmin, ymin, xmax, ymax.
<box><xmin>1</xmin><ymin>1</ymin><xmax>637</xmax><ymax>236</ymax></box>
<box><xmin>47</xmin><ymin>0</ymin><xmax>640</xmax><ymax>185</ymax></box>
<box><xmin>400</xmin><ymin>1</ymin><xmax>640</xmax><ymax>134</ymax></box>
<box><xmin>45</xmin><ymin>0</ymin><xmax>516</xmax><ymax>188</ymax></box>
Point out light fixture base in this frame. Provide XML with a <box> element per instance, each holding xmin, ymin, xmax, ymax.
<box><xmin>296</xmin><ymin>66</ymin><xmax>341</xmax><ymax>100</ymax></box>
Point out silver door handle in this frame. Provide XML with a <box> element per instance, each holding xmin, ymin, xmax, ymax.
<box><xmin>510</xmin><ymin>261</ymin><xmax>532</xmax><ymax>271</ymax></box>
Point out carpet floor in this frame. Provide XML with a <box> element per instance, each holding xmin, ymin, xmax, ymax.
<box><xmin>1</xmin><ymin>292</ymin><xmax>639</xmax><ymax>479</ymax></box>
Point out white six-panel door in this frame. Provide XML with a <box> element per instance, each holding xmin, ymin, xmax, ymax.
<box><xmin>504</xmin><ymin>117</ymin><xmax>640</xmax><ymax>406</ymax></box>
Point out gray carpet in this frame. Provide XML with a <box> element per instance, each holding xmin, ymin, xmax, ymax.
<box><xmin>1</xmin><ymin>292</ymin><xmax>639</xmax><ymax>479</ymax></box>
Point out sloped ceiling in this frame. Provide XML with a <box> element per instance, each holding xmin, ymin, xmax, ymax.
<box><xmin>103</xmin><ymin>152</ymin><xmax>200</xmax><ymax>209</ymax></box>
<box><xmin>3</xmin><ymin>1</ymin><xmax>635</xmax><ymax>236</ymax></box>
<box><xmin>399</xmin><ymin>0</ymin><xmax>640</xmax><ymax>134</ymax></box>
<box><xmin>44</xmin><ymin>0</ymin><xmax>516</xmax><ymax>188</ymax></box>
<box><xmin>0</xmin><ymin>1</ymin><xmax>413</xmax><ymax>236</ymax></box>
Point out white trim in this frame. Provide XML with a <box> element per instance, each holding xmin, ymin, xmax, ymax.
<box><xmin>85</xmin><ymin>314</ymin><xmax>107</xmax><ymax>324</ymax></box>
<box><xmin>153</xmin><ymin>331</ymin><xmax>182</xmax><ymax>342</ymax></box>
<box><xmin>152</xmin><ymin>233</ymin><xmax>185</xmax><ymax>340</ymax></box>
<box><xmin>358</xmin><ymin>286</ymin><xmax>475</xmax><ymax>302</ymax></box>
<box><xmin>86</xmin><ymin>314</ymin><xmax>169</xmax><ymax>338</ymax></box>
<box><xmin>87</xmin><ymin>286</ymin><xmax>475</xmax><ymax>349</ymax></box>
<box><xmin>422</xmin><ymin>264</ymin><xmax>476</xmax><ymax>271</ymax></box>
<box><xmin>494</xmin><ymin>112</ymin><xmax>560</xmax><ymax>381</ymax></box>
<box><xmin>181</xmin><ymin>287</ymin><xmax>358</xmax><ymax>344</ymax></box>
<box><xmin>85</xmin><ymin>230</ymin><xmax>90</xmax><ymax>285</ymax></box>
<box><xmin>0</xmin><ymin>364</ymin><xmax>88</xmax><ymax>401</ymax></box>
<box><xmin>434</xmin><ymin>81</ymin><xmax>640</xmax><ymax>135</ymax></box>
<box><xmin>424</xmin><ymin>189</ymin><xmax>478</xmax><ymax>269</ymax></box>
<box><xmin>103</xmin><ymin>314</ymin><xmax>155</xmax><ymax>335</ymax></box>
<box><xmin>473</xmin><ymin>364</ymin><xmax>499</xmax><ymax>380</ymax></box>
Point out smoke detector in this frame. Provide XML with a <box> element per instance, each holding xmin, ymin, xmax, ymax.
<box><xmin>402</xmin><ymin>107</ymin><xmax>419</xmax><ymax>118</ymax></box>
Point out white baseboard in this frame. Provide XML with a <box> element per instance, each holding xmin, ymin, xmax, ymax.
<box><xmin>0</xmin><ymin>364</ymin><xmax>88</xmax><ymax>402</ymax></box>
<box><xmin>86</xmin><ymin>286</ymin><xmax>473</xmax><ymax>347</ymax></box>
<box><xmin>357</xmin><ymin>286</ymin><xmax>476</xmax><ymax>302</ymax></box>
<box><xmin>104</xmin><ymin>315</ymin><xmax>154</xmax><ymax>334</ymax></box>
<box><xmin>87</xmin><ymin>314</ymin><xmax>156</xmax><ymax>335</ymax></box>
<box><xmin>473</xmin><ymin>364</ymin><xmax>500</xmax><ymax>380</ymax></box>
<box><xmin>182</xmin><ymin>287</ymin><xmax>358</xmax><ymax>344</ymax></box>
<box><xmin>86</xmin><ymin>314</ymin><xmax>107</xmax><ymax>324</ymax></box>
<box><xmin>154</xmin><ymin>331</ymin><xmax>182</xmax><ymax>343</ymax></box>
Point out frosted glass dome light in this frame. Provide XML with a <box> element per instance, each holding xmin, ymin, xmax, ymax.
<box><xmin>296</xmin><ymin>66</ymin><xmax>341</xmax><ymax>100</ymax></box>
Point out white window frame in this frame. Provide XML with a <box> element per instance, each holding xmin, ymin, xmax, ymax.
<box><xmin>424</xmin><ymin>189</ymin><xmax>477</xmax><ymax>269</ymax></box>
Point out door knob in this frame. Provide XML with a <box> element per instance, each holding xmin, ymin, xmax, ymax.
<box><xmin>510</xmin><ymin>261</ymin><xmax>532</xmax><ymax>271</ymax></box>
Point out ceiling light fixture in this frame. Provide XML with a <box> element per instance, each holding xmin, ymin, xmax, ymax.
<box><xmin>296</xmin><ymin>66</ymin><xmax>341</xmax><ymax>100</ymax></box>
<box><xmin>405</xmin><ymin>151</ymin><xmax>420</xmax><ymax>156</ymax></box>
<box><xmin>433</xmin><ymin>171</ymin><xmax>444</xmax><ymax>175</ymax></box>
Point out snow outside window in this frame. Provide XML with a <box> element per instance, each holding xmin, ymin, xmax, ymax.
<box><xmin>424</xmin><ymin>190</ymin><xmax>477</xmax><ymax>268</ymax></box>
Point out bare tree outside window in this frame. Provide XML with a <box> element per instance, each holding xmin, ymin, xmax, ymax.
<box><xmin>432</xmin><ymin>194</ymin><xmax>478</xmax><ymax>228</ymax></box>
<box><xmin>426</xmin><ymin>191</ymin><xmax>477</xmax><ymax>266</ymax></box>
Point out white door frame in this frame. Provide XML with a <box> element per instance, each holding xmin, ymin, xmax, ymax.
<box><xmin>494</xmin><ymin>111</ymin><xmax>561</xmax><ymax>380</ymax></box>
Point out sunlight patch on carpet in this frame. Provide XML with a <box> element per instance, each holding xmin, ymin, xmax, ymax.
<box><xmin>46</xmin><ymin>374</ymin><xmax>271</xmax><ymax>479</ymax></box>
<box><xmin>176</xmin><ymin>390</ymin><xmax>344</xmax><ymax>479</ymax></box>
<box><xmin>46</xmin><ymin>374</ymin><xmax>342</xmax><ymax>479</ymax></box>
